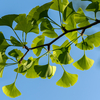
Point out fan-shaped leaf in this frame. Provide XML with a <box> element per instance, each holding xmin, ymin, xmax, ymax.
<box><xmin>2</xmin><ymin>83</ymin><xmax>21</xmax><ymax>98</ymax></box>
<box><xmin>56</xmin><ymin>70</ymin><xmax>78</xmax><ymax>87</ymax></box>
<box><xmin>74</xmin><ymin>8</ymin><xmax>90</xmax><ymax>27</ymax></box>
<box><xmin>50</xmin><ymin>0</ymin><xmax>69</xmax><ymax>13</ymax></box>
<box><xmin>58</xmin><ymin>48</ymin><xmax>74</xmax><ymax>64</ymax></box>
<box><xmin>63</xmin><ymin>16</ymin><xmax>78</xmax><ymax>44</ymax></box>
<box><xmin>84</xmin><ymin>32</ymin><xmax>100</xmax><ymax>47</ymax></box>
<box><xmin>31</xmin><ymin>35</ymin><xmax>45</xmax><ymax>56</ymax></box>
<box><xmin>0</xmin><ymin>52</ymin><xmax>8</xmax><ymax>77</ymax></box>
<box><xmin>34</xmin><ymin>64</ymin><xmax>56</xmax><ymax>79</ymax></box>
<box><xmin>0</xmin><ymin>32</ymin><xmax>9</xmax><ymax>52</ymax></box>
<box><xmin>10</xmin><ymin>36</ymin><xmax>24</xmax><ymax>46</ymax></box>
<box><xmin>76</xmin><ymin>40</ymin><xmax>94</xmax><ymax>50</ymax></box>
<box><xmin>0</xmin><ymin>14</ymin><xmax>18</xmax><ymax>28</ymax></box>
<box><xmin>41</xmin><ymin>18</ymin><xmax>58</xmax><ymax>38</ymax></box>
<box><xmin>63</xmin><ymin>2</ymin><xmax>75</xmax><ymax>21</ymax></box>
<box><xmin>86</xmin><ymin>1</ymin><xmax>100</xmax><ymax>16</ymax></box>
<box><xmin>8</xmin><ymin>49</ymin><xmax>23</xmax><ymax>60</ymax></box>
<box><xmin>73</xmin><ymin>54</ymin><xmax>94</xmax><ymax>70</ymax></box>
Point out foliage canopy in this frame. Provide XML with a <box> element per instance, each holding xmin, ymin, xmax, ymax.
<box><xmin>0</xmin><ymin>0</ymin><xmax>100</xmax><ymax>98</ymax></box>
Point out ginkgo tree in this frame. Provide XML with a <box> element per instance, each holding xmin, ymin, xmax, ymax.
<box><xmin>0</xmin><ymin>0</ymin><xmax>100</xmax><ymax>98</ymax></box>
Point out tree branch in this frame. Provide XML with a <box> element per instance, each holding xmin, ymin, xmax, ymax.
<box><xmin>19</xmin><ymin>19</ymin><xmax>100</xmax><ymax>63</ymax></box>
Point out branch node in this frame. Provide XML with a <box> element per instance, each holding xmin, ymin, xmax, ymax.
<box><xmin>62</xmin><ymin>26</ymin><xmax>67</xmax><ymax>33</ymax></box>
<box><xmin>81</xmin><ymin>29</ymin><xmax>86</xmax><ymax>36</ymax></box>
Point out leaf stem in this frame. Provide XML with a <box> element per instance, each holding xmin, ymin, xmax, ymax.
<box><xmin>11</xmin><ymin>27</ymin><xmax>22</xmax><ymax>43</ymax></box>
<box><xmin>14</xmin><ymin>73</ymin><xmax>18</xmax><ymax>83</ymax></box>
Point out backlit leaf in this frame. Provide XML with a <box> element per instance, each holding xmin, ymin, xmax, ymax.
<box><xmin>0</xmin><ymin>14</ymin><xmax>18</xmax><ymax>28</ymax></box>
<box><xmin>76</xmin><ymin>40</ymin><xmax>94</xmax><ymax>50</ymax></box>
<box><xmin>29</xmin><ymin>2</ymin><xmax>53</xmax><ymax>21</ymax></box>
<box><xmin>31</xmin><ymin>35</ymin><xmax>45</xmax><ymax>56</ymax></box>
<box><xmin>0</xmin><ymin>52</ymin><xmax>8</xmax><ymax>77</ymax></box>
<box><xmin>86</xmin><ymin>2</ymin><xmax>100</xmax><ymax>14</ymax></box>
<box><xmin>74</xmin><ymin>8</ymin><xmax>90</xmax><ymax>27</ymax></box>
<box><xmin>84</xmin><ymin>32</ymin><xmax>100</xmax><ymax>47</ymax></box>
<box><xmin>63</xmin><ymin>2</ymin><xmax>75</xmax><ymax>21</ymax></box>
<box><xmin>10</xmin><ymin>36</ymin><xmax>24</xmax><ymax>46</ymax></box>
<box><xmin>34</xmin><ymin>64</ymin><xmax>56</xmax><ymax>79</ymax></box>
<box><xmin>2</xmin><ymin>82</ymin><xmax>21</xmax><ymax>98</ymax></box>
<box><xmin>14</xmin><ymin>14</ymin><xmax>33</xmax><ymax>34</ymax></box>
<box><xmin>25</xmin><ymin>57</ymin><xmax>39</xmax><ymax>78</ymax></box>
<box><xmin>8</xmin><ymin>49</ymin><xmax>23</xmax><ymax>60</ymax></box>
<box><xmin>73</xmin><ymin>53</ymin><xmax>94</xmax><ymax>70</ymax></box>
<box><xmin>63</xmin><ymin>16</ymin><xmax>78</xmax><ymax>44</ymax></box>
<box><xmin>0</xmin><ymin>32</ymin><xmax>10</xmax><ymax>52</ymax></box>
<box><xmin>58</xmin><ymin>47</ymin><xmax>74</xmax><ymax>64</ymax></box>
<box><xmin>41</xmin><ymin>18</ymin><xmax>58</xmax><ymax>38</ymax></box>
<box><xmin>50</xmin><ymin>0</ymin><xmax>69</xmax><ymax>13</ymax></box>
<box><xmin>56</xmin><ymin>70</ymin><xmax>78</xmax><ymax>87</ymax></box>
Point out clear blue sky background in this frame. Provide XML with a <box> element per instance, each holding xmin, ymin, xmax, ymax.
<box><xmin>0</xmin><ymin>0</ymin><xmax>100</xmax><ymax>100</ymax></box>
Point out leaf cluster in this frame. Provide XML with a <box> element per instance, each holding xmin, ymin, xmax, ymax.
<box><xmin>0</xmin><ymin>0</ymin><xmax>100</xmax><ymax>98</ymax></box>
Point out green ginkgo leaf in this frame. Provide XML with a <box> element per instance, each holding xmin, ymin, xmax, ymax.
<box><xmin>0</xmin><ymin>32</ymin><xmax>10</xmax><ymax>52</ymax></box>
<box><xmin>34</xmin><ymin>64</ymin><xmax>56</xmax><ymax>79</ymax></box>
<box><xmin>84</xmin><ymin>32</ymin><xmax>100</xmax><ymax>47</ymax></box>
<box><xmin>10</xmin><ymin>36</ymin><xmax>24</xmax><ymax>46</ymax></box>
<box><xmin>76</xmin><ymin>41</ymin><xmax>94</xmax><ymax>50</ymax></box>
<box><xmin>50</xmin><ymin>40</ymin><xmax>71</xmax><ymax>64</ymax></box>
<box><xmin>2</xmin><ymin>82</ymin><xmax>21</xmax><ymax>98</ymax></box>
<box><xmin>63</xmin><ymin>2</ymin><xmax>75</xmax><ymax>21</ymax></box>
<box><xmin>86</xmin><ymin>2</ymin><xmax>100</xmax><ymax>14</ymax></box>
<box><xmin>73</xmin><ymin>53</ymin><xmax>94</xmax><ymax>70</ymax></box>
<box><xmin>81</xmin><ymin>0</ymin><xmax>100</xmax><ymax>2</ymax></box>
<box><xmin>56</xmin><ymin>70</ymin><xmax>78</xmax><ymax>87</ymax></box>
<box><xmin>25</xmin><ymin>57</ymin><xmax>39</xmax><ymax>78</ymax></box>
<box><xmin>50</xmin><ymin>0</ymin><xmax>69</xmax><ymax>13</ymax></box>
<box><xmin>0</xmin><ymin>52</ymin><xmax>8</xmax><ymax>77</ymax></box>
<box><xmin>14</xmin><ymin>14</ymin><xmax>33</xmax><ymax>34</ymax></box>
<box><xmin>74</xmin><ymin>8</ymin><xmax>90</xmax><ymax>27</ymax></box>
<box><xmin>42</xmin><ymin>30</ymin><xmax>58</xmax><ymax>38</ymax></box>
<box><xmin>40</xmin><ymin>18</ymin><xmax>58</xmax><ymax>38</ymax></box>
<box><xmin>63</xmin><ymin>16</ymin><xmax>78</xmax><ymax>44</ymax></box>
<box><xmin>31</xmin><ymin>35</ymin><xmax>45</xmax><ymax>56</ymax></box>
<box><xmin>30</xmin><ymin>2</ymin><xmax>53</xmax><ymax>21</ymax></box>
<box><xmin>58</xmin><ymin>48</ymin><xmax>74</xmax><ymax>64</ymax></box>
<box><xmin>8</xmin><ymin>49</ymin><xmax>23</xmax><ymax>60</ymax></box>
<box><xmin>0</xmin><ymin>14</ymin><xmax>18</xmax><ymax>28</ymax></box>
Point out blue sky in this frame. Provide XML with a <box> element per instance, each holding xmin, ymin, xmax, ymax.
<box><xmin>0</xmin><ymin>0</ymin><xmax>100</xmax><ymax>100</ymax></box>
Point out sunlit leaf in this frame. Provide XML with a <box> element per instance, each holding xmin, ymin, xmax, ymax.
<box><xmin>63</xmin><ymin>2</ymin><xmax>75</xmax><ymax>21</ymax></box>
<box><xmin>14</xmin><ymin>57</ymin><xmax>39</xmax><ymax>78</ymax></box>
<box><xmin>25</xmin><ymin>57</ymin><xmax>39</xmax><ymax>78</ymax></box>
<box><xmin>10</xmin><ymin>36</ymin><xmax>24</xmax><ymax>46</ymax></box>
<box><xmin>76</xmin><ymin>40</ymin><xmax>94</xmax><ymax>50</ymax></box>
<box><xmin>50</xmin><ymin>0</ymin><xmax>69</xmax><ymax>13</ymax></box>
<box><xmin>73</xmin><ymin>53</ymin><xmax>94</xmax><ymax>70</ymax></box>
<box><xmin>8</xmin><ymin>49</ymin><xmax>23</xmax><ymax>60</ymax></box>
<box><xmin>74</xmin><ymin>8</ymin><xmax>90</xmax><ymax>27</ymax></box>
<box><xmin>0</xmin><ymin>52</ymin><xmax>8</xmax><ymax>77</ymax></box>
<box><xmin>31</xmin><ymin>35</ymin><xmax>45</xmax><ymax>56</ymax></box>
<box><xmin>58</xmin><ymin>47</ymin><xmax>74</xmax><ymax>64</ymax></box>
<box><xmin>50</xmin><ymin>40</ymin><xmax>71</xmax><ymax>64</ymax></box>
<box><xmin>81</xmin><ymin>0</ymin><xmax>100</xmax><ymax>2</ymax></box>
<box><xmin>63</xmin><ymin>16</ymin><xmax>78</xmax><ymax>44</ymax></box>
<box><xmin>0</xmin><ymin>14</ymin><xmax>18</xmax><ymax>28</ymax></box>
<box><xmin>42</xmin><ymin>30</ymin><xmax>58</xmax><ymax>38</ymax></box>
<box><xmin>84</xmin><ymin>32</ymin><xmax>100</xmax><ymax>47</ymax></box>
<box><xmin>34</xmin><ymin>64</ymin><xmax>56</xmax><ymax>79</ymax></box>
<box><xmin>29</xmin><ymin>2</ymin><xmax>53</xmax><ymax>21</ymax></box>
<box><xmin>0</xmin><ymin>32</ymin><xmax>10</xmax><ymax>52</ymax></box>
<box><xmin>86</xmin><ymin>2</ymin><xmax>100</xmax><ymax>14</ymax></box>
<box><xmin>56</xmin><ymin>70</ymin><xmax>78</xmax><ymax>87</ymax></box>
<box><xmin>40</xmin><ymin>18</ymin><xmax>58</xmax><ymax>38</ymax></box>
<box><xmin>2</xmin><ymin>82</ymin><xmax>21</xmax><ymax>98</ymax></box>
<box><xmin>14</xmin><ymin>14</ymin><xmax>33</xmax><ymax>34</ymax></box>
